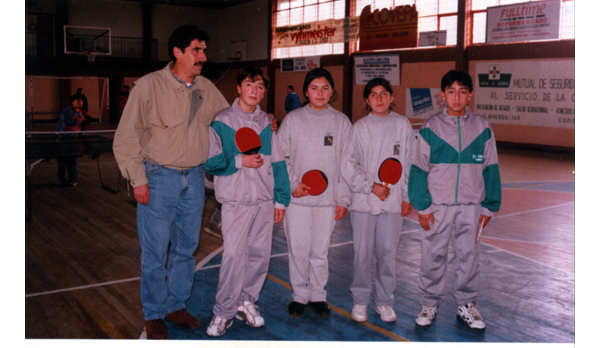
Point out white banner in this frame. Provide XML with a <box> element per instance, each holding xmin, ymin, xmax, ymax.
<box><xmin>273</xmin><ymin>17</ymin><xmax>359</xmax><ymax>49</ymax></box>
<box><xmin>486</xmin><ymin>0</ymin><xmax>560</xmax><ymax>44</ymax></box>
<box><xmin>354</xmin><ymin>55</ymin><xmax>400</xmax><ymax>85</ymax></box>
<box><xmin>474</xmin><ymin>60</ymin><xmax>574</xmax><ymax>129</ymax></box>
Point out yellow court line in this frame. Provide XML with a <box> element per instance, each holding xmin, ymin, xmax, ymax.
<box><xmin>265</xmin><ymin>274</ymin><xmax>410</xmax><ymax>342</ymax></box>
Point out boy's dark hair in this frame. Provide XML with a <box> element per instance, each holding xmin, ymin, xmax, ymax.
<box><xmin>236</xmin><ymin>66</ymin><xmax>269</xmax><ymax>90</ymax></box>
<box><xmin>70</xmin><ymin>92</ymin><xmax>84</xmax><ymax>102</ymax></box>
<box><xmin>168</xmin><ymin>25</ymin><xmax>210</xmax><ymax>63</ymax></box>
<box><xmin>363</xmin><ymin>77</ymin><xmax>394</xmax><ymax>112</ymax></box>
<box><xmin>441</xmin><ymin>70</ymin><xmax>473</xmax><ymax>92</ymax></box>
<box><xmin>302</xmin><ymin>67</ymin><xmax>336</xmax><ymax>104</ymax></box>
<box><xmin>287</xmin><ymin>85</ymin><xmax>294</xmax><ymax>90</ymax></box>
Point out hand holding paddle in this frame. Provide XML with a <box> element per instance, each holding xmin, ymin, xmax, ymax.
<box><xmin>475</xmin><ymin>215</ymin><xmax>491</xmax><ymax>243</ymax></box>
<box><xmin>372</xmin><ymin>183</ymin><xmax>390</xmax><ymax>201</ymax></box>
<box><xmin>242</xmin><ymin>154</ymin><xmax>264</xmax><ymax>168</ymax></box>
<box><xmin>299</xmin><ymin>170</ymin><xmax>328</xmax><ymax>196</ymax></box>
<box><xmin>292</xmin><ymin>183</ymin><xmax>311</xmax><ymax>198</ymax></box>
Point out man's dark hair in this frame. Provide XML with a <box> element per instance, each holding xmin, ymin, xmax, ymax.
<box><xmin>168</xmin><ymin>25</ymin><xmax>210</xmax><ymax>63</ymax></box>
<box><xmin>236</xmin><ymin>66</ymin><xmax>269</xmax><ymax>90</ymax></box>
<box><xmin>287</xmin><ymin>85</ymin><xmax>294</xmax><ymax>91</ymax></box>
<box><xmin>441</xmin><ymin>70</ymin><xmax>473</xmax><ymax>92</ymax></box>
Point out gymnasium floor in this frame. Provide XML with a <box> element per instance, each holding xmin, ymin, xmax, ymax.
<box><xmin>24</xmin><ymin>138</ymin><xmax>576</xmax><ymax>344</ymax></box>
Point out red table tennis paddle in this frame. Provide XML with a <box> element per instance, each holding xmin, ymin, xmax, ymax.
<box><xmin>475</xmin><ymin>221</ymin><xmax>484</xmax><ymax>244</ymax></box>
<box><xmin>378</xmin><ymin>158</ymin><xmax>402</xmax><ymax>187</ymax></box>
<box><xmin>301</xmin><ymin>170</ymin><xmax>328</xmax><ymax>196</ymax></box>
<box><xmin>235</xmin><ymin>127</ymin><xmax>262</xmax><ymax>155</ymax></box>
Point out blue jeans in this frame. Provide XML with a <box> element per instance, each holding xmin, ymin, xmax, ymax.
<box><xmin>137</xmin><ymin>160</ymin><xmax>205</xmax><ymax>320</ymax></box>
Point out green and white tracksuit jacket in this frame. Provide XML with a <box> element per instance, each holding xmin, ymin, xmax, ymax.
<box><xmin>204</xmin><ymin>99</ymin><xmax>291</xmax><ymax>319</ymax></box>
<box><xmin>408</xmin><ymin>106</ymin><xmax>501</xmax><ymax>216</ymax></box>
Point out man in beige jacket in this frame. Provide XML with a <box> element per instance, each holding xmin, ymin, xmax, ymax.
<box><xmin>113</xmin><ymin>25</ymin><xmax>229</xmax><ymax>339</ymax></box>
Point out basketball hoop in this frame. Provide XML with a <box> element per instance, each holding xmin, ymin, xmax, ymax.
<box><xmin>84</xmin><ymin>50</ymin><xmax>97</xmax><ymax>63</ymax></box>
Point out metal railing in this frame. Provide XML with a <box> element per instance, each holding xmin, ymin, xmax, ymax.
<box><xmin>26</xmin><ymin>32</ymin><xmax>157</xmax><ymax>60</ymax></box>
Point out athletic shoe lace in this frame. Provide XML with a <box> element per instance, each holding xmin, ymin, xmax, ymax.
<box><xmin>243</xmin><ymin>302</ymin><xmax>260</xmax><ymax>317</ymax></box>
<box><xmin>420</xmin><ymin>306</ymin><xmax>436</xmax><ymax>318</ymax></box>
<box><xmin>466</xmin><ymin>304</ymin><xmax>482</xmax><ymax>321</ymax></box>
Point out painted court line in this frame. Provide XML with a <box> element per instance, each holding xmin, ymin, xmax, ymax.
<box><xmin>26</xmin><ymin>277</ymin><xmax>142</xmax><ymax>298</ymax></box>
<box><xmin>265</xmin><ymin>274</ymin><xmax>410</xmax><ymax>342</ymax></box>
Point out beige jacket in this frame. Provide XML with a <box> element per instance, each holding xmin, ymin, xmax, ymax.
<box><xmin>113</xmin><ymin>64</ymin><xmax>229</xmax><ymax>187</ymax></box>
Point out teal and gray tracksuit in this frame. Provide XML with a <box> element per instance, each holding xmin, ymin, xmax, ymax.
<box><xmin>340</xmin><ymin>112</ymin><xmax>414</xmax><ymax>307</ymax></box>
<box><xmin>408</xmin><ymin>106</ymin><xmax>501</xmax><ymax>308</ymax></box>
<box><xmin>278</xmin><ymin>104</ymin><xmax>352</xmax><ymax>304</ymax></box>
<box><xmin>205</xmin><ymin>99</ymin><xmax>291</xmax><ymax>319</ymax></box>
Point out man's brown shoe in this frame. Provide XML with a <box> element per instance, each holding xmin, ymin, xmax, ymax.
<box><xmin>165</xmin><ymin>308</ymin><xmax>201</xmax><ymax>330</ymax></box>
<box><xmin>145</xmin><ymin>319</ymin><xmax>168</xmax><ymax>339</ymax></box>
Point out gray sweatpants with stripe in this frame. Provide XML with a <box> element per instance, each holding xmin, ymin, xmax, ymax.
<box><xmin>212</xmin><ymin>201</ymin><xmax>274</xmax><ymax>319</ymax></box>
<box><xmin>283</xmin><ymin>204</ymin><xmax>336</xmax><ymax>304</ymax></box>
<box><xmin>350</xmin><ymin>211</ymin><xmax>403</xmax><ymax>307</ymax></box>
<box><xmin>418</xmin><ymin>204</ymin><xmax>481</xmax><ymax>308</ymax></box>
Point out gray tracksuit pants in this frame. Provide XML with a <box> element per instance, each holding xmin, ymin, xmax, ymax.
<box><xmin>284</xmin><ymin>203</ymin><xmax>336</xmax><ymax>304</ymax></box>
<box><xmin>418</xmin><ymin>204</ymin><xmax>481</xmax><ymax>308</ymax></box>
<box><xmin>350</xmin><ymin>211</ymin><xmax>403</xmax><ymax>307</ymax></box>
<box><xmin>213</xmin><ymin>201</ymin><xmax>274</xmax><ymax>319</ymax></box>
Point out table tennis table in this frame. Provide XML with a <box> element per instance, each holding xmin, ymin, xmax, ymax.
<box><xmin>25</xmin><ymin>131</ymin><xmax>121</xmax><ymax>221</ymax></box>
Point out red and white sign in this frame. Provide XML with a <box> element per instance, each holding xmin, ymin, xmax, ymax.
<box><xmin>273</xmin><ymin>17</ymin><xmax>359</xmax><ymax>49</ymax></box>
<box><xmin>486</xmin><ymin>0</ymin><xmax>561</xmax><ymax>44</ymax></box>
<box><xmin>358</xmin><ymin>5</ymin><xmax>418</xmax><ymax>51</ymax></box>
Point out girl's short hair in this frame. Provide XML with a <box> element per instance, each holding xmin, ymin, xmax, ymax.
<box><xmin>236</xmin><ymin>66</ymin><xmax>269</xmax><ymax>90</ymax></box>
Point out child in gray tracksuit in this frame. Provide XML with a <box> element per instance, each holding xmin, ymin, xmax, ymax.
<box><xmin>340</xmin><ymin>78</ymin><xmax>414</xmax><ymax>323</ymax></box>
<box><xmin>409</xmin><ymin>70</ymin><xmax>501</xmax><ymax>331</ymax></box>
<box><xmin>278</xmin><ymin>68</ymin><xmax>352</xmax><ymax>319</ymax></box>
<box><xmin>204</xmin><ymin>67</ymin><xmax>291</xmax><ymax>337</ymax></box>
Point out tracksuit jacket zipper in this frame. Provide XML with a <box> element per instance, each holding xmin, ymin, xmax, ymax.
<box><xmin>455</xmin><ymin>117</ymin><xmax>461</xmax><ymax>205</ymax></box>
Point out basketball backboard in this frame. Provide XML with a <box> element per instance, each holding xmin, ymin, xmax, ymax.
<box><xmin>64</xmin><ymin>25</ymin><xmax>111</xmax><ymax>56</ymax></box>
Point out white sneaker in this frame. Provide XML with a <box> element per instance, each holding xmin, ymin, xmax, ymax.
<box><xmin>457</xmin><ymin>303</ymin><xmax>486</xmax><ymax>330</ymax></box>
<box><xmin>351</xmin><ymin>304</ymin><xmax>368</xmax><ymax>322</ymax></box>
<box><xmin>206</xmin><ymin>315</ymin><xmax>233</xmax><ymax>337</ymax></box>
<box><xmin>415</xmin><ymin>305</ymin><xmax>437</xmax><ymax>328</ymax></box>
<box><xmin>375</xmin><ymin>305</ymin><xmax>397</xmax><ymax>322</ymax></box>
<box><xmin>235</xmin><ymin>301</ymin><xmax>265</xmax><ymax>327</ymax></box>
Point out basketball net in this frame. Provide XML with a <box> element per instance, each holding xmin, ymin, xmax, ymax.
<box><xmin>85</xmin><ymin>50</ymin><xmax>97</xmax><ymax>63</ymax></box>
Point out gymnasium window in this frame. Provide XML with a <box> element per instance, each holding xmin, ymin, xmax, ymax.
<box><xmin>273</xmin><ymin>0</ymin><xmax>346</xmax><ymax>59</ymax></box>
<box><xmin>470</xmin><ymin>0</ymin><xmax>575</xmax><ymax>44</ymax></box>
<box><xmin>354</xmin><ymin>0</ymin><xmax>459</xmax><ymax>47</ymax></box>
